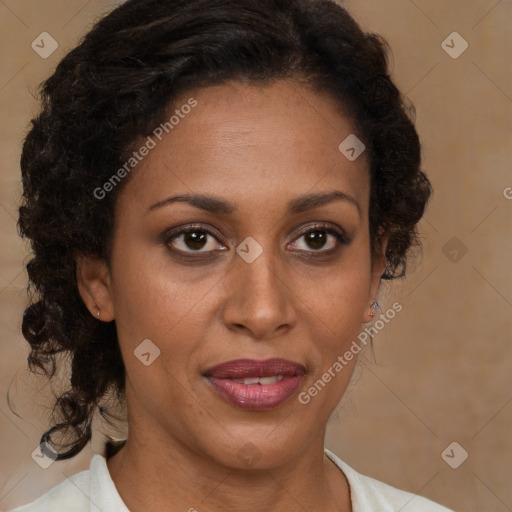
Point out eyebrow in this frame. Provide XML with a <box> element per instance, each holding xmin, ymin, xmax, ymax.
<box><xmin>148</xmin><ymin>190</ymin><xmax>360</xmax><ymax>215</ymax></box>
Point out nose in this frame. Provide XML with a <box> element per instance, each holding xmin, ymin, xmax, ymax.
<box><xmin>221</xmin><ymin>247</ymin><xmax>297</xmax><ymax>340</ymax></box>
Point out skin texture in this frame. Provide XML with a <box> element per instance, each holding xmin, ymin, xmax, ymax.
<box><xmin>77</xmin><ymin>79</ymin><xmax>387</xmax><ymax>512</ymax></box>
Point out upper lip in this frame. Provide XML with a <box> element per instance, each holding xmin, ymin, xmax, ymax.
<box><xmin>203</xmin><ymin>358</ymin><xmax>306</xmax><ymax>379</ymax></box>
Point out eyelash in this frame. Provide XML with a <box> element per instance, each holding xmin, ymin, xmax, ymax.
<box><xmin>163</xmin><ymin>223</ymin><xmax>351</xmax><ymax>258</ymax></box>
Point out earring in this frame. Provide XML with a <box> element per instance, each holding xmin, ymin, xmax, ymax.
<box><xmin>95</xmin><ymin>304</ymin><xmax>101</xmax><ymax>319</ymax></box>
<box><xmin>369</xmin><ymin>299</ymin><xmax>378</xmax><ymax>318</ymax></box>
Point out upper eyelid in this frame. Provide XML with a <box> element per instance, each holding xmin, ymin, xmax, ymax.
<box><xmin>164</xmin><ymin>224</ymin><xmax>224</xmax><ymax>242</ymax></box>
<box><xmin>294</xmin><ymin>222</ymin><xmax>344</xmax><ymax>236</ymax></box>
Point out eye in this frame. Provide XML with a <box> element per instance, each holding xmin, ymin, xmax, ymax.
<box><xmin>288</xmin><ymin>224</ymin><xmax>350</xmax><ymax>252</ymax></box>
<box><xmin>165</xmin><ymin>225</ymin><xmax>226</xmax><ymax>253</ymax></box>
<box><xmin>164</xmin><ymin>222</ymin><xmax>350</xmax><ymax>257</ymax></box>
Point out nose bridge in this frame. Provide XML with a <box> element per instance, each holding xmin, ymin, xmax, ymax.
<box><xmin>241</xmin><ymin>246</ymin><xmax>283</xmax><ymax>300</ymax></box>
<box><xmin>223</xmin><ymin>239</ymin><xmax>295</xmax><ymax>338</ymax></box>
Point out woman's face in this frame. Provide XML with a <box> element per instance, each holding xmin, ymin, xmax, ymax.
<box><xmin>84</xmin><ymin>79</ymin><xmax>385</xmax><ymax>468</ymax></box>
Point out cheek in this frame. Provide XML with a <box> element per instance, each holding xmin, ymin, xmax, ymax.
<box><xmin>108</xmin><ymin>257</ymin><xmax>202</xmax><ymax>409</ymax></box>
<box><xmin>301</xmin><ymin>249</ymin><xmax>371</xmax><ymax>334</ymax></box>
<box><xmin>109</xmin><ymin>240</ymin><xmax>204</xmax><ymax>334</ymax></box>
<box><xmin>295</xmin><ymin>245</ymin><xmax>372</xmax><ymax>377</ymax></box>
<box><xmin>108</xmin><ymin>241</ymin><xmax>219</xmax><ymax>382</ymax></box>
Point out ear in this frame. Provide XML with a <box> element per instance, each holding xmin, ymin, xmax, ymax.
<box><xmin>363</xmin><ymin>234</ymin><xmax>389</xmax><ymax>323</ymax></box>
<box><xmin>76</xmin><ymin>255</ymin><xmax>115</xmax><ymax>322</ymax></box>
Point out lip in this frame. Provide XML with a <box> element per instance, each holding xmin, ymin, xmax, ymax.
<box><xmin>204</xmin><ymin>358</ymin><xmax>306</xmax><ymax>379</ymax></box>
<box><xmin>203</xmin><ymin>358</ymin><xmax>306</xmax><ymax>411</ymax></box>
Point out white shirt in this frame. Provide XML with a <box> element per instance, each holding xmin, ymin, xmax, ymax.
<box><xmin>9</xmin><ymin>448</ymin><xmax>454</xmax><ymax>511</ymax></box>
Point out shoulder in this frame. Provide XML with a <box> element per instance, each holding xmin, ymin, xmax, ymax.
<box><xmin>324</xmin><ymin>449</ymin><xmax>454</xmax><ymax>512</ymax></box>
<box><xmin>8</xmin><ymin>466</ymin><xmax>92</xmax><ymax>512</ymax></box>
<box><xmin>8</xmin><ymin>454</ymin><xmax>128</xmax><ymax>512</ymax></box>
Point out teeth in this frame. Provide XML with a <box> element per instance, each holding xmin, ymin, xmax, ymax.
<box><xmin>231</xmin><ymin>374</ymin><xmax>285</xmax><ymax>385</ymax></box>
<box><xmin>258</xmin><ymin>376</ymin><xmax>278</xmax><ymax>385</ymax></box>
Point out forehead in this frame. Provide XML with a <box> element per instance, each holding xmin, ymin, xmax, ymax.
<box><xmin>118</xmin><ymin>79</ymin><xmax>370</xmax><ymax>216</ymax></box>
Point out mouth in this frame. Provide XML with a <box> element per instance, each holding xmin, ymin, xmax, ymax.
<box><xmin>203</xmin><ymin>358</ymin><xmax>306</xmax><ymax>411</ymax></box>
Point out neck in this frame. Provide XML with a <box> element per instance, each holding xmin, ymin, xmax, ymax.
<box><xmin>107</xmin><ymin>427</ymin><xmax>351</xmax><ymax>512</ymax></box>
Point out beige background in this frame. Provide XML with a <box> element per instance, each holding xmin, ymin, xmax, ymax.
<box><xmin>0</xmin><ymin>1</ymin><xmax>510</xmax><ymax>511</ymax></box>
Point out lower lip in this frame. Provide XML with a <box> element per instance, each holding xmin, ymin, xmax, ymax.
<box><xmin>205</xmin><ymin>375</ymin><xmax>304</xmax><ymax>411</ymax></box>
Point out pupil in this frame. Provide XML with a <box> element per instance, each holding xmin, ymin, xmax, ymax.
<box><xmin>185</xmin><ymin>231</ymin><xmax>206</xmax><ymax>250</ymax></box>
<box><xmin>182</xmin><ymin>230</ymin><xmax>327</xmax><ymax>251</ymax></box>
<box><xmin>307</xmin><ymin>230</ymin><xmax>326</xmax><ymax>250</ymax></box>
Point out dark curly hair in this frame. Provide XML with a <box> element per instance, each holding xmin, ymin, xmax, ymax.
<box><xmin>18</xmin><ymin>0</ymin><xmax>431</xmax><ymax>460</ymax></box>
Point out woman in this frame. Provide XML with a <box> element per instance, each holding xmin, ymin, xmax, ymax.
<box><xmin>12</xmin><ymin>0</ymin><xmax>453</xmax><ymax>510</ymax></box>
